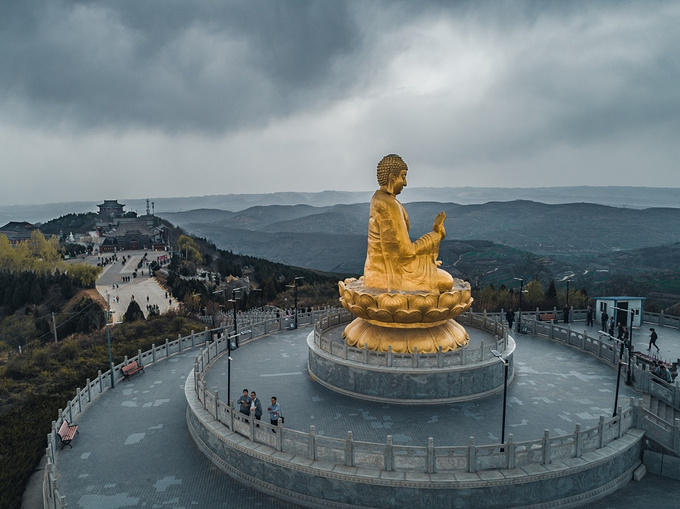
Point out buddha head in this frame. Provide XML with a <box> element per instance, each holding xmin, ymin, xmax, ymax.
<box><xmin>377</xmin><ymin>154</ymin><xmax>408</xmax><ymax>195</ymax></box>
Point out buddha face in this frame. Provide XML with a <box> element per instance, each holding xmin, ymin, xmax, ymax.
<box><xmin>388</xmin><ymin>169</ymin><xmax>407</xmax><ymax>195</ymax></box>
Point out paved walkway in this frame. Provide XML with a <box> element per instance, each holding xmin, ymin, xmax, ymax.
<box><xmin>47</xmin><ymin>322</ymin><xmax>680</xmax><ymax>508</ymax></box>
<box><xmin>89</xmin><ymin>251</ymin><xmax>180</xmax><ymax>320</ymax></box>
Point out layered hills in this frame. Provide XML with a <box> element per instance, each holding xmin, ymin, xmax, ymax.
<box><xmin>160</xmin><ymin>201</ymin><xmax>680</xmax><ymax>287</ymax></box>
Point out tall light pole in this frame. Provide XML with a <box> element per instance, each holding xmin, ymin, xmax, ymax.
<box><xmin>626</xmin><ymin>309</ymin><xmax>635</xmax><ymax>386</ymax></box>
<box><xmin>225</xmin><ymin>328</ymin><xmax>250</xmax><ymax>409</ymax></box>
<box><xmin>513</xmin><ymin>277</ymin><xmax>524</xmax><ymax>333</ymax></box>
<box><xmin>491</xmin><ymin>350</ymin><xmax>509</xmax><ymax>450</ymax></box>
<box><xmin>226</xmin><ymin>327</ymin><xmax>233</xmax><ymax>408</ymax></box>
<box><xmin>559</xmin><ymin>275</ymin><xmax>573</xmax><ymax>324</ymax></box>
<box><xmin>613</xmin><ymin>338</ymin><xmax>626</xmax><ymax>417</ymax></box>
<box><xmin>105</xmin><ymin>294</ymin><xmax>115</xmax><ymax>389</ymax></box>
<box><xmin>229</xmin><ymin>286</ymin><xmax>247</xmax><ymax>346</ymax></box>
<box><xmin>611</xmin><ymin>305</ymin><xmax>636</xmax><ymax>387</ymax></box>
<box><xmin>287</xmin><ymin>277</ymin><xmax>304</xmax><ymax>329</ymax></box>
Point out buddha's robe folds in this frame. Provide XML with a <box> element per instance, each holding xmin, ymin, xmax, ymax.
<box><xmin>364</xmin><ymin>189</ymin><xmax>449</xmax><ymax>293</ymax></box>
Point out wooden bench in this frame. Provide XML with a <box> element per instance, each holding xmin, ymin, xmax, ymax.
<box><xmin>538</xmin><ymin>313</ymin><xmax>557</xmax><ymax>322</ymax></box>
<box><xmin>57</xmin><ymin>420</ymin><xmax>79</xmax><ymax>449</ymax></box>
<box><xmin>122</xmin><ymin>360</ymin><xmax>145</xmax><ymax>380</ymax></box>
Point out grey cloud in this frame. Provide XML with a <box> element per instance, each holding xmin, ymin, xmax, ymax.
<box><xmin>0</xmin><ymin>0</ymin><xmax>363</xmax><ymax>133</ymax></box>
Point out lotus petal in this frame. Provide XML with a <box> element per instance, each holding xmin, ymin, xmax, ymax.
<box><xmin>349</xmin><ymin>304</ymin><xmax>369</xmax><ymax>320</ymax></box>
<box><xmin>342</xmin><ymin>287</ymin><xmax>355</xmax><ymax>305</ymax></box>
<box><xmin>393</xmin><ymin>309</ymin><xmax>423</xmax><ymax>323</ymax></box>
<box><xmin>438</xmin><ymin>291</ymin><xmax>461</xmax><ymax>309</ymax></box>
<box><xmin>367</xmin><ymin>307</ymin><xmax>394</xmax><ymax>322</ymax></box>
<box><xmin>356</xmin><ymin>293</ymin><xmax>377</xmax><ymax>310</ymax></box>
<box><xmin>409</xmin><ymin>294</ymin><xmax>438</xmax><ymax>314</ymax></box>
<box><xmin>377</xmin><ymin>293</ymin><xmax>408</xmax><ymax>314</ymax></box>
<box><xmin>423</xmin><ymin>308</ymin><xmax>450</xmax><ymax>322</ymax></box>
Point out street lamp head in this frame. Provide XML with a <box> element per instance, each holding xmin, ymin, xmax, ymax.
<box><xmin>491</xmin><ymin>349</ymin><xmax>508</xmax><ymax>366</ymax></box>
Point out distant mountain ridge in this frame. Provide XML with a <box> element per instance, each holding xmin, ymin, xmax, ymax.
<box><xmin>3</xmin><ymin>186</ymin><xmax>680</xmax><ymax>226</ymax></box>
<box><xmin>162</xmin><ymin>200</ymin><xmax>680</xmax><ymax>277</ymax></box>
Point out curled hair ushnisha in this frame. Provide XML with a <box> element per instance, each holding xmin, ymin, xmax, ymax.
<box><xmin>376</xmin><ymin>154</ymin><xmax>407</xmax><ymax>186</ymax></box>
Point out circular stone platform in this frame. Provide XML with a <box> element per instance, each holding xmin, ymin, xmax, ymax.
<box><xmin>307</xmin><ymin>320</ymin><xmax>515</xmax><ymax>404</ymax></box>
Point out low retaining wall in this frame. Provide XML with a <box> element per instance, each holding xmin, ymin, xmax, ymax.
<box><xmin>308</xmin><ymin>331</ymin><xmax>516</xmax><ymax>404</ymax></box>
<box><xmin>186</xmin><ymin>369</ymin><xmax>645</xmax><ymax>509</ymax></box>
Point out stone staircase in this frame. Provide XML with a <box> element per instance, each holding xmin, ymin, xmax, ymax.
<box><xmin>647</xmin><ymin>394</ymin><xmax>680</xmax><ymax>423</ymax></box>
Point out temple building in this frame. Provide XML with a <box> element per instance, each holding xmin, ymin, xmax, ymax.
<box><xmin>0</xmin><ymin>221</ymin><xmax>38</xmax><ymax>245</ymax></box>
<box><xmin>96</xmin><ymin>199</ymin><xmax>167</xmax><ymax>252</ymax></box>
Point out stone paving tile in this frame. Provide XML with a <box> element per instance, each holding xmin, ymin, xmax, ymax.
<box><xmin>54</xmin><ymin>323</ymin><xmax>680</xmax><ymax>508</ymax></box>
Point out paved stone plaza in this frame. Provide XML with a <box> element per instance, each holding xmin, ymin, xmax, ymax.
<box><xmin>46</xmin><ymin>321</ymin><xmax>680</xmax><ymax>508</ymax></box>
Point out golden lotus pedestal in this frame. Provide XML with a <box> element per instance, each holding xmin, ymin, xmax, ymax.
<box><xmin>338</xmin><ymin>277</ymin><xmax>474</xmax><ymax>354</ymax></box>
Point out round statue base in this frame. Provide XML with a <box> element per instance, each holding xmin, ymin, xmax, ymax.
<box><xmin>308</xmin><ymin>326</ymin><xmax>515</xmax><ymax>405</ymax></box>
<box><xmin>343</xmin><ymin>317</ymin><xmax>469</xmax><ymax>353</ymax></box>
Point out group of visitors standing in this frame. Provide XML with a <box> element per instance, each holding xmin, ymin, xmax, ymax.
<box><xmin>236</xmin><ymin>389</ymin><xmax>281</xmax><ymax>431</ymax></box>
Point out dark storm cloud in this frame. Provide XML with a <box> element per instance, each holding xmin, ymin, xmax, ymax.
<box><xmin>0</xmin><ymin>0</ymin><xmax>363</xmax><ymax>132</ymax></box>
<box><xmin>0</xmin><ymin>0</ymin><xmax>678</xmax><ymax>206</ymax></box>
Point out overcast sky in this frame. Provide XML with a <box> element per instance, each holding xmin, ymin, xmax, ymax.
<box><xmin>1</xmin><ymin>0</ymin><xmax>678</xmax><ymax>206</ymax></box>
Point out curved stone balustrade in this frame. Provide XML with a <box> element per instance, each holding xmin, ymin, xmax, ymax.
<box><xmin>188</xmin><ymin>317</ymin><xmax>645</xmax><ymax>508</ymax></box>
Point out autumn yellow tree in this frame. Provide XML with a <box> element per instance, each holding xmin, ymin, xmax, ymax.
<box><xmin>178</xmin><ymin>234</ymin><xmax>203</xmax><ymax>264</ymax></box>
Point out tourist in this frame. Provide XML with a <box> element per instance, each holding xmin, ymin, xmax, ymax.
<box><xmin>237</xmin><ymin>389</ymin><xmax>251</xmax><ymax>418</ymax></box>
<box><xmin>648</xmin><ymin>328</ymin><xmax>659</xmax><ymax>351</ymax></box>
<box><xmin>267</xmin><ymin>396</ymin><xmax>281</xmax><ymax>432</ymax></box>
<box><xmin>505</xmin><ymin>309</ymin><xmax>515</xmax><ymax>331</ymax></box>
<box><xmin>659</xmin><ymin>365</ymin><xmax>673</xmax><ymax>383</ymax></box>
<box><xmin>250</xmin><ymin>391</ymin><xmax>262</xmax><ymax>425</ymax></box>
<box><xmin>586</xmin><ymin>306</ymin><xmax>593</xmax><ymax>326</ymax></box>
<box><xmin>601</xmin><ymin>310</ymin><xmax>609</xmax><ymax>332</ymax></box>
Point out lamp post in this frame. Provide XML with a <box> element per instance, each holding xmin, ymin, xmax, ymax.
<box><xmin>611</xmin><ymin>305</ymin><xmax>637</xmax><ymax>387</ymax></box>
<box><xmin>612</xmin><ymin>338</ymin><xmax>627</xmax><ymax>417</ymax></box>
<box><xmin>513</xmin><ymin>277</ymin><xmax>524</xmax><ymax>333</ymax></box>
<box><xmin>559</xmin><ymin>275</ymin><xmax>573</xmax><ymax>324</ymax></box>
<box><xmin>491</xmin><ymin>349</ymin><xmax>509</xmax><ymax>449</ymax></box>
<box><xmin>106</xmin><ymin>317</ymin><xmax>115</xmax><ymax>389</ymax></box>
<box><xmin>105</xmin><ymin>294</ymin><xmax>115</xmax><ymax>389</ymax></box>
<box><xmin>229</xmin><ymin>286</ymin><xmax>247</xmax><ymax>347</ymax></box>
<box><xmin>626</xmin><ymin>309</ymin><xmax>635</xmax><ymax>385</ymax></box>
<box><xmin>225</xmin><ymin>329</ymin><xmax>250</xmax><ymax>410</ymax></box>
<box><xmin>287</xmin><ymin>277</ymin><xmax>304</xmax><ymax>329</ymax></box>
<box><xmin>226</xmin><ymin>328</ymin><xmax>233</xmax><ymax>408</ymax></box>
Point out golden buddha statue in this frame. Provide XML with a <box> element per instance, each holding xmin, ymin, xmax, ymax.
<box><xmin>338</xmin><ymin>154</ymin><xmax>473</xmax><ymax>353</ymax></box>
<box><xmin>364</xmin><ymin>154</ymin><xmax>454</xmax><ymax>293</ymax></box>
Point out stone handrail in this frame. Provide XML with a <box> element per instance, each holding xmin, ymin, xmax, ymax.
<box><xmin>43</xmin><ymin>306</ymin><xmax>335</xmax><ymax>509</ymax></box>
<box><xmin>312</xmin><ymin>310</ymin><xmax>508</xmax><ymax>368</ymax></box>
<box><xmin>517</xmin><ymin>313</ymin><xmax>680</xmax><ymax>453</ymax></box>
<box><xmin>192</xmin><ymin>310</ymin><xmax>640</xmax><ymax>474</ymax></box>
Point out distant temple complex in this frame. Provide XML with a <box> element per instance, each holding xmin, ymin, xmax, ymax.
<box><xmin>96</xmin><ymin>199</ymin><xmax>167</xmax><ymax>252</ymax></box>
